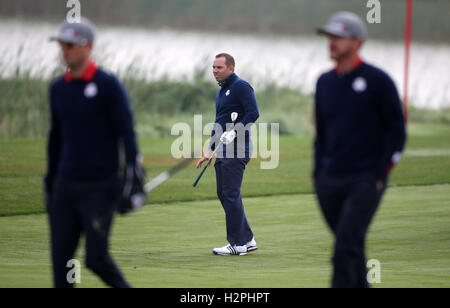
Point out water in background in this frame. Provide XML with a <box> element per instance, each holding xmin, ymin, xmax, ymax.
<box><xmin>1</xmin><ymin>19</ymin><xmax>449</xmax><ymax>109</ymax></box>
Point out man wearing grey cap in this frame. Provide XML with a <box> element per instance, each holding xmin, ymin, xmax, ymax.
<box><xmin>45</xmin><ymin>18</ymin><xmax>142</xmax><ymax>288</ymax></box>
<box><xmin>313</xmin><ymin>12</ymin><xmax>406</xmax><ymax>288</ymax></box>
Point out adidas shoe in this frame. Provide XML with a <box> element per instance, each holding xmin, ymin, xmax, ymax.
<box><xmin>246</xmin><ymin>238</ymin><xmax>258</xmax><ymax>252</ymax></box>
<box><xmin>213</xmin><ymin>244</ymin><xmax>248</xmax><ymax>256</ymax></box>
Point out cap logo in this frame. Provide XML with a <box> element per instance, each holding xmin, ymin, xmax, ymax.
<box><xmin>329</xmin><ymin>22</ymin><xmax>346</xmax><ymax>33</ymax></box>
<box><xmin>226</xmin><ymin>90</ymin><xmax>231</xmax><ymax>96</ymax></box>
<box><xmin>62</xmin><ymin>28</ymin><xmax>76</xmax><ymax>37</ymax></box>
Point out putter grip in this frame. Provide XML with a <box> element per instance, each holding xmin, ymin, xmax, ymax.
<box><xmin>193</xmin><ymin>165</ymin><xmax>208</xmax><ymax>187</ymax></box>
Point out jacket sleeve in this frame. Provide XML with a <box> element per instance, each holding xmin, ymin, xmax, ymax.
<box><xmin>209</xmin><ymin>121</ymin><xmax>220</xmax><ymax>151</ymax></box>
<box><xmin>209</xmin><ymin>91</ymin><xmax>220</xmax><ymax>151</ymax></box>
<box><xmin>47</xmin><ymin>82</ymin><xmax>62</xmax><ymax>178</ymax></box>
<box><xmin>375</xmin><ymin>73</ymin><xmax>407</xmax><ymax>179</ymax></box>
<box><xmin>237</xmin><ymin>81</ymin><xmax>260</xmax><ymax>127</ymax></box>
<box><xmin>313</xmin><ymin>78</ymin><xmax>324</xmax><ymax>178</ymax></box>
<box><xmin>106</xmin><ymin>76</ymin><xmax>139</xmax><ymax>165</ymax></box>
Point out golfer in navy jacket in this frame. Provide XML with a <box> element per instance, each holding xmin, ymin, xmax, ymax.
<box><xmin>196</xmin><ymin>53</ymin><xmax>259</xmax><ymax>255</ymax></box>
<box><xmin>45</xmin><ymin>18</ymin><xmax>138</xmax><ymax>288</ymax></box>
<box><xmin>314</xmin><ymin>12</ymin><xmax>407</xmax><ymax>287</ymax></box>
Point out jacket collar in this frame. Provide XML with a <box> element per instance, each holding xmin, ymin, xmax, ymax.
<box><xmin>334</xmin><ymin>56</ymin><xmax>364</xmax><ymax>75</ymax></box>
<box><xmin>64</xmin><ymin>61</ymin><xmax>98</xmax><ymax>83</ymax></box>
<box><xmin>218</xmin><ymin>73</ymin><xmax>238</xmax><ymax>88</ymax></box>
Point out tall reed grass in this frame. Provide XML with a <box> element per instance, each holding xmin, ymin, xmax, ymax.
<box><xmin>0</xmin><ymin>73</ymin><xmax>448</xmax><ymax>139</ymax></box>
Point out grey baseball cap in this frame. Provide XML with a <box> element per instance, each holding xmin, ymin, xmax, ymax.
<box><xmin>50</xmin><ymin>17</ymin><xmax>95</xmax><ymax>45</ymax></box>
<box><xmin>317</xmin><ymin>11</ymin><xmax>367</xmax><ymax>41</ymax></box>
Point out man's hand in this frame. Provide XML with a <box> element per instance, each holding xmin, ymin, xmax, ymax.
<box><xmin>118</xmin><ymin>162</ymin><xmax>147</xmax><ymax>215</ymax></box>
<box><xmin>196</xmin><ymin>149</ymin><xmax>214</xmax><ymax>169</ymax></box>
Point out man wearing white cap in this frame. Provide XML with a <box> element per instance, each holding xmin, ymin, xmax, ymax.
<box><xmin>314</xmin><ymin>12</ymin><xmax>407</xmax><ymax>288</ymax></box>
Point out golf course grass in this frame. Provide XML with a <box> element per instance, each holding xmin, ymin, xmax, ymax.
<box><xmin>0</xmin><ymin>122</ymin><xmax>449</xmax><ymax>287</ymax></box>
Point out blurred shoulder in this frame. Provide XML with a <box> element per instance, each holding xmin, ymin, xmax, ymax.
<box><xmin>96</xmin><ymin>67</ymin><xmax>121</xmax><ymax>84</ymax></box>
<box><xmin>316</xmin><ymin>68</ymin><xmax>336</xmax><ymax>87</ymax></box>
<box><xmin>50</xmin><ymin>75</ymin><xmax>65</xmax><ymax>91</ymax></box>
<box><xmin>94</xmin><ymin>67</ymin><xmax>128</xmax><ymax>94</ymax></box>
<box><xmin>362</xmin><ymin>62</ymin><xmax>395</xmax><ymax>85</ymax></box>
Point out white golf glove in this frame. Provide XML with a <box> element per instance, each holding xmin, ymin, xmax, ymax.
<box><xmin>220</xmin><ymin>130</ymin><xmax>237</xmax><ymax>145</ymax></box>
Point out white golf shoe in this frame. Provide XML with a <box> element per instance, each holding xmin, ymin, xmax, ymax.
<box><xmin>213</xmin><ymin>244</ymin><xmax>248</xmax><ymax>256</ymax></box>
<box><xmin>246</xmin><ymin>238</ymin><xmax>258</xmax><ymax>252</ymax></box>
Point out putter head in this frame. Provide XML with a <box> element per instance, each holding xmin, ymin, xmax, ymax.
<box><xmin>231</xmin><ymin>112</ymin><xmax>238</xmax><ymax>122</ymax></box>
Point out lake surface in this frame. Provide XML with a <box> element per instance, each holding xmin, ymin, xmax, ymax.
<box><xmin>1</xmin><ymin>19</ymin><xmax>449</xmax><ymax>109</ymax></box>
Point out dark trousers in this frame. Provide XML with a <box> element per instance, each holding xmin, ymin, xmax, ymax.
<box><xmin>315</xmin><ymin>173</ymin><xmax>386</xmax><ymax>288</ymax></box>
<box><xmin>215</xmin><ymin>158</ymin><xmax>253</xmax><ymax>246</ymax></box>
<box><xmin>48</xmin><ymin>176</ymin><xmax>131</xmax><ymax>288</ymax></box>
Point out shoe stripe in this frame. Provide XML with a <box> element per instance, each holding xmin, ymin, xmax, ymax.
<box><xmin>232</xmin><ymin>246</ymin><xmax>237</xmax><ymax>255</ymax></box>
<box><xmin>213</xmin><ymin>245</ymin><xmax>250</xmax><ymax>256</ymax></box>
<box><xmin>231</xmin><ymin>245</ymin><xmax>244</xmax><ymax>255</ymax></box>
<box><xmin>227</xmin><ymin>245</ymin><xmax>235</xmax><ymax>255</ymax></box>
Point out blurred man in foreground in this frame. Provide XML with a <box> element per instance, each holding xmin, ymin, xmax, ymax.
<box><xmin>45</xmin><ymin>18</ymin><xmax>143</xmax><ymax>288</ymax></box>
<box><xmin>314</xmin><ymin>12</ymin><xmax>407</xmax><ymax>288</ymax></box>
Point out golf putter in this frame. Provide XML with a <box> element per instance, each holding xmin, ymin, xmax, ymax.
<box><xmin>193</xmin><ymin>112</ymin><xmax>238</xmax><ymax>187</ymax></box>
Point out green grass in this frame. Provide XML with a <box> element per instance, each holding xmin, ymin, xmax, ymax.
<box><xmin>0</xmin><ymin>122</ymin><xmax>449</xmax><ymax>287</ymax></box>
<box><xmin>0</xmin><ymin>122</ymin><xmax>449</xmax><ymax>217</ymax></box>
<box><xmin>0</xmin><ymin>185</ymin><xmax>449</xmax><ymax>288</ymax></box>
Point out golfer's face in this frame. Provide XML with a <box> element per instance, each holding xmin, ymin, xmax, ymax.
<box><xmin>328</xmin><ymin>35</ymin><xmax>359</xmax><ymax>61</ymax></box>
<box><xmin>213</xmin><ymin>57</ymin><xmax>233</xmax><ymax>82</ymax></box>
<box><xmin>59</xmin><ymin>42</ymin><xmax>91</xmax><ymax>67</ymax></box>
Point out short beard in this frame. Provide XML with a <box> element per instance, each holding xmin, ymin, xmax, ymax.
<box><xmin>331</xmin><ymin>46</ymin><xmax>355</xmax><ymax>62</ymax></box>
<box><xmin>66</xmin><ymin>56</ymin><xmax>90</xmax><ymax>74</ymax></box>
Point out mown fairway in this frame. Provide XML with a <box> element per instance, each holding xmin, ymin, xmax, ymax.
<box><xmin>0</xmin><ymin>123</ymin><xmax>449</xmax><ymax>287</ymax></box>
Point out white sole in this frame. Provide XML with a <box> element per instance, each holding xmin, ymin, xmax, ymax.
<box><xmin>213</xmin><ymin>251</ymin><xmax>248</xmax><ymax>256</ymax></box>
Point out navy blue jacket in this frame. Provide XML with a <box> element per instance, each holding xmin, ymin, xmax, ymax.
<box><xmin>210</xmin><ymin>73</ymin><xmax>260</xmax><ymax>156</ymax></box>
<box><xmin>314</xmin><ymin>62</ymin><xmax>407</xmax><ymax>179</ymax></box>
<box><xmin>48</xmin><ymin>64</ymin><xmax>138</xmax><ymax>181</ymax></box>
